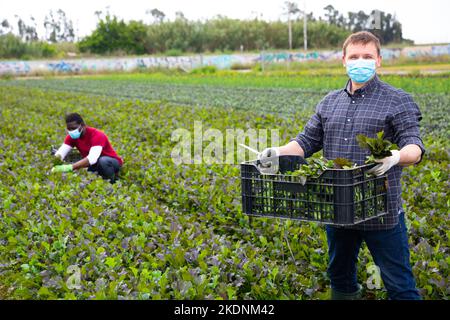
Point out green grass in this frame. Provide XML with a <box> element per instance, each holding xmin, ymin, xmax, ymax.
<box><xmin>73</xmin><ymin>71</ymin><xmax>450</xmax><ymax>94</ymax></box>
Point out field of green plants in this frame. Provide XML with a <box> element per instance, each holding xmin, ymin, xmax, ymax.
<box><xmin>0</xmin><ymin>70</ymin><xmax>448</xmax><ymax>300</ymax></box>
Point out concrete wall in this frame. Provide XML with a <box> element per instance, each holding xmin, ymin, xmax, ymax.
<box><xmin>1</xmin><ymin>44</ymin><xmax>449</xmax><ymax>76</ymax></box>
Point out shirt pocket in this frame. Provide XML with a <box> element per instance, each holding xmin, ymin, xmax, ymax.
<box><xmin>322</xmin><ymin>112</ymin><xmax>346</xmax><ymax>134</ymax></box>
<box><xmin>354</xmin><ymin>113</ymin><xmax>388</xmax><ymax>136</ymax></box>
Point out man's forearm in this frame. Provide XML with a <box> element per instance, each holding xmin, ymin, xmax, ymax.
<box><xmin>398</xmin><ymin>144</ymin><xmax>422</xmax><ymax>166</ymax></box>
<box><xmin>72</xmin><ymin>157</ymin><xmax>90</xmax><ymax>170</ymax></box>
<box><xmin>278</xmin><ymin>141</ymin><xmax>305</xmax><ymax>157</ymax></box>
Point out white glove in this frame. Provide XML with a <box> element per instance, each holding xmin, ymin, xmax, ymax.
<box><xmin>367</xmin><ymin>150</ymin><xmax>400</xmax><ymax>176</ymax></box>
<box><xmin>258</xmin><ymin>147</ymin><xmax>280</xmax><ymax>174</ymax></box>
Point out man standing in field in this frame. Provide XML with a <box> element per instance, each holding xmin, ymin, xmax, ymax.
<box><xmin>260</xmin><ymin>31</ymin><xmax>425</xmax><ymax>299</ymax></box>
<box><xmin>52</xmin><ymin>113</ymin><xmax>123</xmax><ymax>183</ymax></box>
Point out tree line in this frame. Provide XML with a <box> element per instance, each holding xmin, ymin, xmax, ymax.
<box><xmin>0</xmin><ymin>9</ymin><xmax>75</xmax><ymax>59</ymax></box>
<box><xmin>0</xmin><ymin>4</ymin><xmax>411</xmax><ymax>59</ymax></box>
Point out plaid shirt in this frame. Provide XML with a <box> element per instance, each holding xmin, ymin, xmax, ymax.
<box><xmin>293</xmin><ymin>74</ymin><xmax>425</xmax><ymax>231</ymax></box>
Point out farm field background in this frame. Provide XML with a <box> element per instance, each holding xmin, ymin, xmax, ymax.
<box><xmin>0</xmin><ymin>69</ymin><xmax>449</xmax><ymax>299</ymax></box>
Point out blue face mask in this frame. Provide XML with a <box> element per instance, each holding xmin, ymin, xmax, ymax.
<box><xmin>346</xmin><ymin>59</ymin><xmax>376</xmax><ymax>83</ymax></box>
<box><xmin>68</xmin><ymin>126</ymin><xmax>82</xmax><ymax>139</ymax></box>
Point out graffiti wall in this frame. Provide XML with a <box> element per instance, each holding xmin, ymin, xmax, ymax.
<box><xmin>258</xmin><ymin>44</ymin><xmax>449</xmax><ymax>63</ymax></box>
<box><xmin>0</xmin><ymin>44</ymin><xmax>449</xmax><ymax>76</ymax></box>
<box><xmin>0</xmin><ymin>61</ymin><xmax>31</xmax><ymax>75</ymax></box>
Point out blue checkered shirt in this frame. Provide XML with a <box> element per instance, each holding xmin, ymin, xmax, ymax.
<box><xmin>293</xmin><ymin>74</ymin><xmax>425</xmax><ymax>231</ymax></box>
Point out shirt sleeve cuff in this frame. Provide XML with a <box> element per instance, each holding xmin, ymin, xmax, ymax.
<box><xmin>55</xmin><ymin>144</ymin><xmax>72</xmax><ymax>159</ymax></box>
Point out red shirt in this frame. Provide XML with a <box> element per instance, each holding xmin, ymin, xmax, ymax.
<box><xmin>64</xmin><ymin>126</ymin><xmax>123</xmax><ymax>166</ymax></box>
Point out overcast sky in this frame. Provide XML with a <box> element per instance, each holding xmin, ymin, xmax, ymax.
<box><xmin>1</xmin><ymin>0</ymin><xmax>449</xmax><ymax>45</ymax></box>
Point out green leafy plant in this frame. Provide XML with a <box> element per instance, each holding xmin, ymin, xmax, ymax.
<box><xmin>356</xmin><ymin>131</ymin><xmax>398</xmax><ymax>163</ymax></box>
<box><xmin>287</xmin><ymin>157</ymin><xmax>334</xmax><ymax>182</ymax></box>
<box><xmin>52</xmin><ymin>155</ymin><xmax>64</xmax><ymax>166</ymax></box>
<box><xmin>286</xmin><ymin>157</ymin><xmax>357</xmax><ymax>183</ymax></box>
<box><xmin>332</xmin><ymin>157</ymin><xmax>357</xmax><ymax>169</ymax></box>
<box><xmin>0</xmin><ymin>73</ymin><xmax>447</xmax><ymax>301</ymax></box>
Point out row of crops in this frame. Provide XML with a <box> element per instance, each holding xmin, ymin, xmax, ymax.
<box><xmin>0</xmin><ymin>72</ymin><xmax>448</xmax><ymax>299</ymax></box>
<box><xmin>3</xmin><ymin>75</ymin><xmax>448</xmax><ymax>137</ymax></box>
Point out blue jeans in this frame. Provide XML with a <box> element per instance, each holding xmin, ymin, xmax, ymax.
<box><xmin>325</xmin><ymin>212</ymin><xmax>420</xmax><ymax>300</ymax></box>
<box><xmin>88</xmin><ymin>156</ymin><xmax>121</xmax><ymax>183</ymax></box>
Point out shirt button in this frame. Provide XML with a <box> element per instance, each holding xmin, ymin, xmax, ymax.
<box><xmin>352</xmin><ymin>100</ymin><xmax>355</xmax><ymax>104</ymax></box>
<box><xmin>344</xmin><ymin>138</ymin><xmax>348</xmax><ymax>141</ymax></box>
<box><xmin>362</xmin><ymin>95</ymin><xmax>365</xmax><ymax>98</ymax></box>
<box><xmin>347</xmin><ymin>119</ymin><xmax>351</xmax><ymax>122</ymax></box>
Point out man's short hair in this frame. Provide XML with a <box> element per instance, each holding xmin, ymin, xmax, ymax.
<box><xmin>342</xmin><ymin>31</ymin><xmax>381</xmax><ymax>56</ymax></box>
<box><xmin>65</xmin><ymin>113</ymin><xmax>84</xmax><ymax>125</ymax></box>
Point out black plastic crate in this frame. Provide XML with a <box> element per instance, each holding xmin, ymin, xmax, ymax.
<box><xmin>241</xmin><ymin>156</ymin><xmax>388</xmax><ymax>226</ymax></box>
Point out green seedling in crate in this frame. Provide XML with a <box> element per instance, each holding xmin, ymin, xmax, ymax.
<box><xmin>286</xmin><ymin>156</ymin><xmax>334</xmax><ymax>184</ymax></box>
<box><xmin>333</xmin><ymin>157</ymin><xmax>357</xmax><ymax>169</ymax></box>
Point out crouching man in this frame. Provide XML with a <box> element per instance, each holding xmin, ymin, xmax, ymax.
<box><xmin>52</xmin><ymin>113</ymin><xmax>123</xmax><ymax>183</ymax></box>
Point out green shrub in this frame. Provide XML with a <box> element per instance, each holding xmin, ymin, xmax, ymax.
<box><xmin>0</xmin><ymin>73</ymin><xmax>14</xmax><ymax>80</ymax></box>
<box><xmin>164</xmin><ymin>49</ymin><xmax>183</xmax><ymax>57</ymax></box>
<box><xmin>78</xmin><ymin>15</ymin><xmax>146</xmax><ymax>55</ymax></box>
<box><xmin>230</xmin><ymin>63</ymin><xmax>254</xmax><ymax>70</ymax></box>
<box><xmin>190</xmin><ymin>65</ymin><xmax>217</xmax><ymax>74</ymax></box>
<box><xmin>0</xmin><ymin>34</ymin><xmax>27</xmax><ymax>58</ymax></box>
<box><xmin>0</xmin><ymin>34</ymin><xmax>58</xmax><ymax>59</ymax></box>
